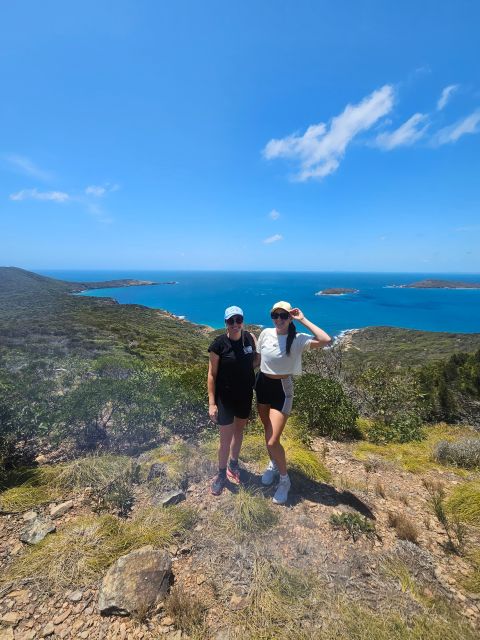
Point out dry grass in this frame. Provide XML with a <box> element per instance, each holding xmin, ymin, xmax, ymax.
<box><xmin>164</xmin><ymin>585</ymin><xmax>207</xmax><ymax>636</ymax></box>
<box><xmin>0</xmin><ymin>455</ymin><xmax>131</xmax><ymax>512</ymax></box>
<box><xmin>2</xmin><ymin>505</ymin><xmax>196</xmax><ymax>591</ymax></box>
<box><xmin>446</xmin><ymin>481</ymin><xmax>480</xmax><ymax>527</ymax></box>
<box><xmin>354</xmin><ymin>424</ymin><xmax>474</xmax><ymax>474</ymax></box>
<box><xmin>213</xmin><ymin>487</ymin><xmax>279</xmax><ymax>541</ymax></box>
<box><xmin>52</xmin><ymin>455</ymin><xmax>131</xmax><ymax>491</ymax></box>
<box><xmin>227</xmin><ymin>558</ymin><xmax>478</xmax><ymax>640</ymax></box>
<box><xmin>464</xmin><ymin>550</ymin><xmax>480</xmax><ymax>594</ymax></box>
<box><xmin>387</xmin><ymin>512</ymin><xmax>419</xmax><ymax>543</ymax></box>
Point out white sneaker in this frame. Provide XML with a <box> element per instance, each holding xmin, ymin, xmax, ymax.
<box><xmin>273</xmin><ymin>475</ymin><xmax>291</xmax><ymax>505</ymax></box>
<box><xmin>261</xmin><ymin>460</ymin><xmax>279</xmax><ymax>486</ymax></box>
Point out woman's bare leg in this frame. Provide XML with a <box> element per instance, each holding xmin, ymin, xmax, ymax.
<box><xmin>218</xmin><ymin>424</ymin><xmax>234</xmax><ymax>469</ymax></box>
<box><xmin>258</xmin><ymin>403</ymin><xmax>289</xmax><ymax>476</ymax></box>
<box><xmin>230</xmin><ymin>417</ymin><xmax>248</xmax><ymax>461</ymax></box>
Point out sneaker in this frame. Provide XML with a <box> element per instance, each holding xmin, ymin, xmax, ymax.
<box><xmin>226</xmin><ymin>461</ymin><xmax>241</xmax><ymax>484</ymax></box>
<box><xmin>211</xmin><ymin>473</ymin><xmax>227</xmax><ymax>496</ymax></box>
<box><xmin>261</xmin><ymin>459</ymin><xmax>279</xmax><ymax>486</ymax></box>
<box><xmin>272</xmin><ymin>475</ymin><xmax>291</xmax><ymax>505</ymax></box>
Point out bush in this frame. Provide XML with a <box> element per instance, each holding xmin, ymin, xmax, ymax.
<box><xmin>356</xmin><ymin>366</ymin><xmax>425</xmax><ymax>444</ymax></box>
<box><xmin>294</xmin><ymin>375</ymin><xmax>359</xmax><ymax>440</ymax></box>
<box><xmin>366</xmin><ymin>414</ymin><xmax>424</xmax><ymax>445</ymax></box>
<box><xmin>433</xmin><ymin>438</ymin><xmax>480</xmax><ymax>469</ymax></box>
<box><xmin>330</xmin><ymin>512</ymin><xmax>376</xmax><ymax>541</ymax></box>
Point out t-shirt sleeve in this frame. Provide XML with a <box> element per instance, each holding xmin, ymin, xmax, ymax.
<box><xmin>257</xmin><ymin>330</ymin><xmax>265</xmax><ymax>351</ymax></box>
<box><xmin>208</xmin><ymin>337</ymin><xmax>222</xmax><ymax>355</ymax></box>
<box><xmin>295</xmin><ymin>332</ymin><xmax>313</xmax><ymax>352</ymax></box>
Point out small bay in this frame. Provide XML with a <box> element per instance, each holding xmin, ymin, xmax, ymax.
<box><xmin>39</xmin><ymin>270</ymin><xmax>480</xmax><ymax>335</ymax></box>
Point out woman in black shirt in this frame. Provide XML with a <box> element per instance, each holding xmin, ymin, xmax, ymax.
<box><xmin>208</xmin><ymin>305</ymin><xmax>258</xmax><ymax>495</ymax></box>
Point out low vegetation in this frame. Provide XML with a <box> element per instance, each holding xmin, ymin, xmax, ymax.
<box><xmin>2</xmin><ymin>506</ymin><xmax>196</xmax><ymax>590</ymax></box>
<box><xmin>387</xmin><ymin>512</ymin><xmax>419</xmax><ymax>543</ymax></box>
<box><xmin>433</xmin><ymin>438</ymin><xmax>480</xmax><ymax>469</ymax></box>
<box><xmin>329</xmin><ymin>512</ymin><xmax>376</xmax><ymax>541</ymax></box>
<box><xmin>355</xmin><ymin>424</ymin><xmax>476</xmax><ymax>473</ymax></box>
<box><xmin>214</xmin><ymin>487</ymin><xmax>279</xmax><ymax>541</ymax></box>
<box><xmin>446</xmin><ymin>481</ymin><xmax>480</xmax><ymax>527</ymax></box>
<box><xmin>229</xmin><ymin>558</ymin><xmax>478</xmax><ymax>640</ymax></box>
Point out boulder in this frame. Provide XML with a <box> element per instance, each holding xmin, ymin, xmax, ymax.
<box><xmin>22</xmin><ymin>511</ymin><xmax>38</xmax><ymax>522</ymax></box>
<box><xmin>20</xmin><ymin>517</ymin><xmax>56</xmax><ymax>545</ymax></box>
<box><xmin>160</xmin><ymin>490</ymin><xmax>186</xmax><ymax>507</ymax></box>
<box><xmin>147</xmin><ymin>462</ymin><xmax>166</xmax><ymax>482</ymax></box>
<box><xmin>98</xmin><ymin>546</ymin><xmax>172</xmax><ymax>617</ymax></box>
<box><xmin>49</xmin><ymin>500</ymin><xmax>74</xmax><ymax>519</ymax></box>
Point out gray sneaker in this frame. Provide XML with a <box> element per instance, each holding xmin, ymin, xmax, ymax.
<box><xmin>273</xmin><ymin>475</ymin><xmax>291</xmax><ymax>505</ymax></box>
<box><xmin>261</xmin><ymin>459</ymin><xmax>279</xmax><ymax>486</ymax></box>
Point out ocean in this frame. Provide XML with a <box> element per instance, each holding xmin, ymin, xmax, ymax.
<box><xmin>39</xmin><ymin>271</ymin><xmax>480</xmax><ymax>336</ymax></box>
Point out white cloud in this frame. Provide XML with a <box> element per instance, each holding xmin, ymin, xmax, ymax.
<box><xmin>263</xmin><ymin>84</ymin><xmax>394</xmax><ymax>181</ymax></box>
<box><xmin>375</xmin><ymin>113</ymin><xmax>429</xmax><ymax>150</ymax></box>
<box><xmin>434</xmin><ymin>110</ymin><xmax>480</xmax><ymax>145</ymax></box>
<box><xmin>437</xmin><ymin>84</ymin><xmax>459</xmax><ymax>111</ymax></box>
<box><xmin>85</xmin><ymin>185</ymin><xmax>107</xmax><ymax>197</ymax></box>
<box><xmin>269</xmin><ymin>208</ymin><xmax>280</xmax><ymax>220</ymax></box>
<box><xmin>5</xmin><ymin>154</ymin><xmax>53</xmax><ymax>181</ymax></box>
<box><xmin>263</xmin><ymin>234</ymin><xmax>283</xmax><ymax>244</ymax></box>
<box><xmin>85</xmin><ymin>183</ymin><xmax>119</xmax><ymax>197</ymax></box>
<box><xmin>9</xmin><ymin>188</ymin><xmax>70</xmax><ymax>203</ymax></box>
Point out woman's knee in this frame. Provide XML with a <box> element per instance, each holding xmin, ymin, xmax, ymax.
<box><xmin>266</xmin><ymin>436</ymin><xmax>282</xmax><ymax>449</ymax></box>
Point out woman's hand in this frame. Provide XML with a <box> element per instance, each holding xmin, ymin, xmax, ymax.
<box><xmin>209</xmin><ymin>404</ymin><xmax>218</xmax><ymax>423</ymax></box>
<box><xmin>289</xmin><ymin>307</ymin><xmax>305</xmax><ymax>321</ymax></box>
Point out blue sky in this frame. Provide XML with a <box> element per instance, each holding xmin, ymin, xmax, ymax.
<box><xmin>1</xmin><ymin>1</ymin><xmax>479</xmax><ymax>272</ymax></box>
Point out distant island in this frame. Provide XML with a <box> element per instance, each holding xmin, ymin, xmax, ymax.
<box><xmin>72</xmin><ymin>279</ymin><xmax>178</xmax><ymax>292</ymax></box>
<box><xmin>315</xmin><ymin>288</ymin><xmax>359</xmax><ymax>296</ymax></box>
<box><xmin>392</xmin><ymin>279</ymin><xmax>480</xmax><ymax>290</ymax></box>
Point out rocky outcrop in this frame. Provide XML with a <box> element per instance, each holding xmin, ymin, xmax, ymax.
<box><xmin>98</xmin><ymin>546</ymin><xmax>172</xmax><ymax>617</ymax></box>
<box><xmin>19</xmin><ymin>517</ymin><xmax>56</xmax><ymax>545</ymax></box>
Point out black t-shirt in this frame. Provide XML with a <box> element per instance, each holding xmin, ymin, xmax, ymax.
<box><xmin>208</xmin><ymin>331</ymin><xmax>256</xmax><ymax>399</ymax></box>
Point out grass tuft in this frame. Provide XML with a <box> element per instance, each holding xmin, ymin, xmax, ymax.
<box><xmin>164</xmin><ymin>585</ymin><xmax>207</xmax><ymax>636</ymax></box>
<box><xmin>2</xmin><ymin>505</ymin><xmax>196</xmax><ymax>590</ymax></box>
<box><xmin>387</xmin><ymin>512</ymin><xmax>419</xmax><ymax>543</ymax></box>
<box><xmin>214</xmin><ymin>487</ymin><xmax>279</xmax><ymax>541</ymax></box>
<box><xmin>446</xmin><ymin>481</ymin><xmax>480</xmax><ymax>526</ymax></box>
<box><xmin>283</xmin><ymin>437</ymin><xmax>331</xmax><ymax>484</ymax></box>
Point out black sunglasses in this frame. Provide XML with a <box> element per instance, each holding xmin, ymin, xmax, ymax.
<box><xmin>271</xmin><ymin>311</ymin><xmax>290</xmax><ymax>320</ymax></box>
<box><xmin>226</xmin><ymin>315</ymin><xmax>244</xmax><ymax>325</ymax></box>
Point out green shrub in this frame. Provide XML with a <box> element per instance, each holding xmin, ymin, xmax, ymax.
<box><xmin>294</xmin><ymin>375</ymin><xmax>359</xmax><ymax>440</ymax></box>
<box><xmin>356</xmin><ymin>366</ymin><xmax>425</xmax><ymax>444</ymax></box>
<box><xmin>330</xmin><ymin>512</ymin><xmax>376</xmax><ymax>541</ymax></box>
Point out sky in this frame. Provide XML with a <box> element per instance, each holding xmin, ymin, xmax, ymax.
<box><xmin>1</xmin><ymin>1</ymin><xmax>479</xmax><ymax>272</ymax></box>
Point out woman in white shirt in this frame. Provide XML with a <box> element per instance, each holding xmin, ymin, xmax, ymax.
<box><xmin>256</xmin><ymin>301</ymin><xmax>331</xmax><ymax>504</ymax></box>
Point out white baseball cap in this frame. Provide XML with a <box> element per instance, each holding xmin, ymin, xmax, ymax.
<box><xmin>224</xmin><ymin>305</ymin><xmax>244</xmax><ymax>320</ymax></box>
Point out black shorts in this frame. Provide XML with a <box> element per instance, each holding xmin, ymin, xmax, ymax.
<box><xmin>255</xmin><ymin>372</ymin><xmax>294</xmax><ymax>415</ymax></box>
<box><xmin>216</xmin><ymin>392</ymin><xmax>253</xmax><ymax>426</ymax></box>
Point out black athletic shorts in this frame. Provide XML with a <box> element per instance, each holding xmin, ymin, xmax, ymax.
<box><xmin>255</xmin><ymin>372</ymin><xmax>294</xmax><ymax>415</ymax></box>
<box><xmin>216</xmin><ymin>392</ymin><xmax>253</xmax><ymax>426</ymax></box>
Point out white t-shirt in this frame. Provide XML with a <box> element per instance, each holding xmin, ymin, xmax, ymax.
<box><xmin>258</xmin><ymin>328</ymin><xmax>312</xmax><ymax>376</ymax></box>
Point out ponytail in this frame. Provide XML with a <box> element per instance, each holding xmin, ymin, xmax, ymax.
<box><xmin>286</xmin><ymin>322</ymin><xmax>297</xmax><ymax>355</ymax></box>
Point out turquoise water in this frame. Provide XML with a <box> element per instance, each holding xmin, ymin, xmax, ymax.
<box><xmin>40</xmin><ymin>271</ymin><xmax>480</xmax><ymax>336</ymax></box>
